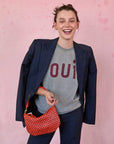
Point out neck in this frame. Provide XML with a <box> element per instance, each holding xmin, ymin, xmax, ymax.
<box><xmin>57</xmin><ymin>37</ymin><xmax>73</xmax><ymax>49</ymax></box>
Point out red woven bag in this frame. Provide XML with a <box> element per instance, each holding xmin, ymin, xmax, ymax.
<box><xmin>24</xmin><ymin>87</ymin><xmax>60</xmax><ymax>136</ymax></box>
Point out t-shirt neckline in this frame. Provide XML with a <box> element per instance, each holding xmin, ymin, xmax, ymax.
<box><xmin>57</xmin><ymin>43</ymin><xmax>73</xmax><ymax>51</ymax></box>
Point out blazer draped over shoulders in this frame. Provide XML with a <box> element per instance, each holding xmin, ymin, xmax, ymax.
<box><xmin>16</xmin><ymin>37</ymin><xmax>97</xmax><ymax>126</ymax></box>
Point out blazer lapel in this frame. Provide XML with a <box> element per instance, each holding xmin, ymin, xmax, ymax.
<box><xmin>37</xmin><ymin>37</ymin><xmax>59</xmax><ymax>83</ymax></box>
<box><xmin>73</xmin><ymin>42</ymin><xmax>86</xmax><ymax>93</ymax></box>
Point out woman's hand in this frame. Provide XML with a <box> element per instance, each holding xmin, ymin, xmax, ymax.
<box><xmin>45</xmin><ymin>91</ymin><xmax>58</xmax><ymax>106</ymax></box>
<box><xmin>35</xmin><ymin>87</ymin><xmax>58</xmax><ymax>106</ymax></box>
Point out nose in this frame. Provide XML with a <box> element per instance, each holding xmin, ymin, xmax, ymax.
<box><xmin>65</xmin><ymin>21</ymin><xmax>70</xmax><ymax>27</ymax></box>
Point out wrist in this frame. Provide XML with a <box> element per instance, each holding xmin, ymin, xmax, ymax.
<box><xmin>38</xmin><ymin>86</ymin><xmax>48</xmax><ymax>97</ymax></box>
<box><xmin>43</xmin><ymin>90</ymin><xmax>49</xmax><ymax>97</ymax></box>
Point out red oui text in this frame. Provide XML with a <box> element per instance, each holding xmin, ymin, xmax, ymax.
<box><xmin>50</xmin><ymin>60</ymin><xmax>76</xmax><ymax>79</ymax></box>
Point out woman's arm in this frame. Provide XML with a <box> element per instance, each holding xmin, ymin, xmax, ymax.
<box><xmin>36</xmin><ymin>87</ymin><xmax>58</xmax><ymax>106</ymax></box>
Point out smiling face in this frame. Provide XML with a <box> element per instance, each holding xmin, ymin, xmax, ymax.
<box><xmin>54</xmin><ymin>10</ymin><xmax>79</xmax><ymax>42</ymax></box>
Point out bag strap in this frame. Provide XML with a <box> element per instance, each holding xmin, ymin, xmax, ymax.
<box><xmin>39</xmin><ymin>86</ymin><xmax>47</xmax><ymax>91</ymax></box>
<box><xmin>24</xmin><ymin>86</ymin><xmax>47</xmax><ymax>113</ymax></box>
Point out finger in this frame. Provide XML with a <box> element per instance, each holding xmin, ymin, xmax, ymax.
<box><xmin>54</xmin><ymin>100</ymin><xmax>58</xmax><ymax>105</ymax></box>
<box><xmin>50</xmin><ymin>93</ymin><xmax>55</xmax><ymax>98</ymax></box>
<box><xmin>51</xmin><ymin>96</ymin><xmax>54</xmax><ymax>98</ymax></box>
<box><xmin>46</xmin><ymin>96</ymin><xmax>57</xmax><ymax>105</ymax></box>
<box><xmin>46</xmin><ymin>98</ymin><xmax>55</xmax><ymax>105</ymax></box>
<box><xmin>47</xmin><ymin>100</ymin><xmax>55</xmax><ymax>106</ymax></box>
<box><xmin>47</xmin><ymin>97</ymin><xmax>54</xmax><ymax>102</ymax></box>
<box><xmin>52</xmin><ymin>99</ymin><xmax>58</xmax><ymax>105</ymax></box>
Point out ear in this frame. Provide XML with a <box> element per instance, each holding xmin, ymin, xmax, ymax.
<box><xmin>53</xmin><ymin>22</ymin><xmax>58</xmax><ymax>30</ymax></box>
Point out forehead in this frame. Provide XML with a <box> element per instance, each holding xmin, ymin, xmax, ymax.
<box><xmin>57</xmin><ymin>10</ymin><xmax>76</xmax><ymax>19</ymax></box>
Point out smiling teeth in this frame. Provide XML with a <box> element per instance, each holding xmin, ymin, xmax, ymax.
<box><xmin>63</xmin><ymin>30</ymin><xmax>72</xmax><ymax>32</ymax></box>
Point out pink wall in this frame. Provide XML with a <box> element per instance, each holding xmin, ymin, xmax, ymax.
<box><xmin>0</xmin><ymin>0</ymin><xmax>114</xmax><ymax>143</ymax></box>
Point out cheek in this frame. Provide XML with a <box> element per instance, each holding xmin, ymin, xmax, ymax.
<box><xmin>58</xmin><ymin>26</ymin><xmax>63</xmax><ymax>31</ymax></box>
<box><xmin>56</xmin><ymin>27</ymin><xmax>63</xmax><ymax>33</ymax></box>
<box><xmin>73</xmin><ymin>25</ymin><xmax>78</xmax><ymax>31</ymax></box>
<box><xmin>58</xmin><ymin>24</ymin><xmax>64</xmax><ymax>28</ymax></box>
<box><xmin>72</xmin><ymin>22</ymin><xmax>79</xmax><ymax>28</ymax></box>
<box><xmin>73</xmin><ymin>23</ymin><xmax>78</xmax><ymax>27</ymax></box>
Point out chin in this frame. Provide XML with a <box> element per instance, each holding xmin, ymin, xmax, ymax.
<box><xmin>63</xmin><ymin>36</ymin><xmax>73</xmax><ymax>41</ymax></box>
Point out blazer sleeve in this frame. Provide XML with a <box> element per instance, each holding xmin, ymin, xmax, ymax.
<box><xmin>83</xmin><ymin>47</ymin><xmax>97</xmax><ymax>124</ymax></box>
<box><xmin>16</xmin><ymin>40</ymin><xmax>37</xmax><ymax>122</ymax></box>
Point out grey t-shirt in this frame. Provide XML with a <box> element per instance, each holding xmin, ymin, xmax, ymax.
<box><xmin>35</xmin><ymin>44</ymin><xmax>81</xmax><ymax>114</ymax></box>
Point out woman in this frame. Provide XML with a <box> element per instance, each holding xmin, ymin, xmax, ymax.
<box><xmin>16</xmin><ymin>4</ymin><xmax>97</xmax><ymax>144</ymax></box>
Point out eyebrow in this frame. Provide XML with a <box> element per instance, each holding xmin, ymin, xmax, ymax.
<box><xmin>59</xmin><ymin>17</ymin><xmax>75</xmax><ymax>20</ymax></box>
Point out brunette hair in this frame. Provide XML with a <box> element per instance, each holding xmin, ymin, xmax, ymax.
<box><xmin>53</xmin><ymin>4</ymin><xmax>80</xmax><ymax>23</ymax></box>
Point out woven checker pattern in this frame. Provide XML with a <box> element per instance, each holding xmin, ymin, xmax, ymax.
<box><xmin>24</xmin><ymin>105</ymin><xmax>60</xmax><ymax>136</ymax></box>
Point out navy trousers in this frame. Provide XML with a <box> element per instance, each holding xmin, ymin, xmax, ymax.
<box><xmin>27</xmin><ymin>106</ymin><xmax>83</xmax><ymax>144</ymax></box>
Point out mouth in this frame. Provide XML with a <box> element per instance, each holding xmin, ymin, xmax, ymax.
<box><xmin>63</xmin><ymin>29</ymin><xmax>72</xmax><ymax>34</ymax></box>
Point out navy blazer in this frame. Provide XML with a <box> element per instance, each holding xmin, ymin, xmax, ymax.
<box><xmin>16</xmin><ymin>37</ymin><xmax>97</xmax><ymax>125</ymax></box>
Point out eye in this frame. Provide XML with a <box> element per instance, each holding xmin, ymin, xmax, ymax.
<box><xmin>70</xmin><ymin>20</ymin><xmax>75</xmax><ymax>23</ymax></box>
<box><xmin>60</xmin><ymin>21</ymin><xmax>65</xmax><ymax>23</ymax></box>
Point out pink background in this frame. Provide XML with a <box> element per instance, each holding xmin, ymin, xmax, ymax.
<box><xmin>0</xmin><ymin>0</ymin><xmax>114</xmax><ymax>144</ymax></box>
